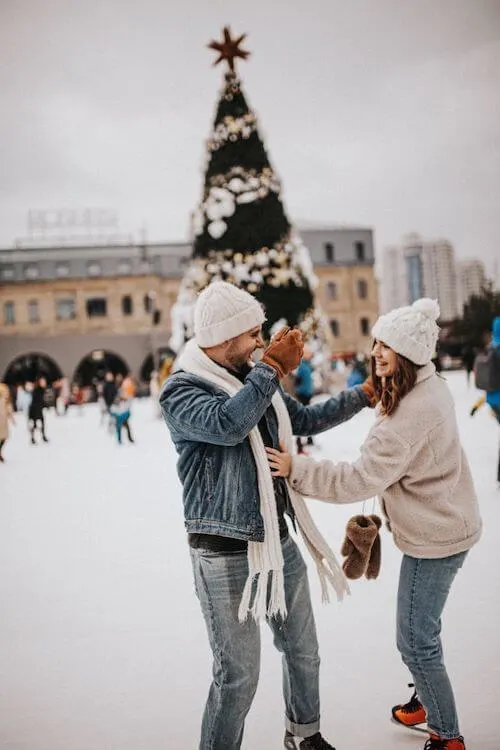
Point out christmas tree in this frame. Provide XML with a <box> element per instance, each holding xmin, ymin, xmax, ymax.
<box><xmin>170</xmin><ymin>27</ymin><xmax>321</xmax><ymax>352</ymax></box>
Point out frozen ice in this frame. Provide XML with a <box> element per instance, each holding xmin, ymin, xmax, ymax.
<box><xmin>0</xmin><ymin>371</ymin><xmax>498</xmax><ymax>749</ymax></box>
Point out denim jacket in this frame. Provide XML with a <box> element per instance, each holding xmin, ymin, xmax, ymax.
<box><xmin>160</xmin><ymin>362</ymin><xmax>369</xmax><ymax>541</ymax></box>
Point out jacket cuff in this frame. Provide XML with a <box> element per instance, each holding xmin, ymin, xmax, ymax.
<box><xmin>355</xmin><ymin>385</ymin><xmax>372</xmax><ymax>407</ymax></box>
<box><xmin>289</xmin><ymin>454</ymin><xmax>313</xmax><ymax>493</ymax></box>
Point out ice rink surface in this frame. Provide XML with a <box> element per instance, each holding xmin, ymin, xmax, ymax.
<box><xmin>1</xmin><ymin>371</ymin><xmax>499</xmax><ymax>750</ymax></box>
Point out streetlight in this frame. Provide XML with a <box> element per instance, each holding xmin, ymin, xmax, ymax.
<box><xmin>147</xmin><ymin>290</ymin><xmax>161</xmax><ymax>376</ymax></box>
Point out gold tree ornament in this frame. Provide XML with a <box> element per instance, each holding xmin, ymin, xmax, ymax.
<box><xmin>208</xmin><ymin>26</ymin><xmax>250</xmax><ymax>72</ymax></box>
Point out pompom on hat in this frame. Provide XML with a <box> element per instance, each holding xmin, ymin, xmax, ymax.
<box><xmin>371</xmin><ymin>298</ymin><xmax>440</xmax><ymax>365</ymax></box>
<box><xmin>194</xmin><ymin>281</ymin><xmax>266</xmax><ymax>347</ymax></box>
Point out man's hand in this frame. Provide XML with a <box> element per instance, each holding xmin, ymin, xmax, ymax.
<box><xmin>261</xmin><ymin>328</ymin><xmax>304</xmax><ymax>379</ymax></box>
<box><xmin>266</xmin><ymin>443</ymin><xmax>292</xmax><ymax>478</ymax></box>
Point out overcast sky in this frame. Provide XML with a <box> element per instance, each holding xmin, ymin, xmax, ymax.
<box><xmin>1</xmin><ymin>0</ymin><xmax>499</xmax><ymax>273</ymax></box>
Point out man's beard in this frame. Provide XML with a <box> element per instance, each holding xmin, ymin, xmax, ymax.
<box><xmin>226</xmin><ymin>345</ymin><xmax>251</xmax><ymax>373</ymax></box>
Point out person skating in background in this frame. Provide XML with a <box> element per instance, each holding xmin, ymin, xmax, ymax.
<box><xmin>0</xmin><ymin>383</ymin><xmax>15</xmax><ymax>462</ymax></box>
<box><xmin>120</xmin><ymin>373</ymin><xmax>136</xmax><ymax>401</ymax></box>
<box><xmin>346</xmin><ymin>353</ymin><xmax>368</xmax><ymax>388</ymax></box>
<box><xmin>56</xmin><ymin>377</ymin><xmax>71</xmax><ymax>415</ymax></box>
<box><xmin>267</xmin><ymin>299</ymin><xmax>481</xmax><ymax>750</ymax></box>
<box><xmin>28</xmin><ymin>377</ymin><xmax>49</xmax><ymax>445</ymax></box>
<box><xmin>295</xmin><ymin>347</ymin><xmax>316</xmax><ymax>454</ymax></box>
<box><xmin>461</xmin><ymin>345</ymin><xmax>476</xmax><ymax>387</ymax></box>
<box><xmin>160</xmin><ymin>281</ymin><xmax>376</xmax><ymax>750</ymax></box>
<box><xmin>101</xmin><ymin>372</ymin><xmax>118</xmax><ymax>430</ymax></box>
<box><xmin>470</xmin><ymin>316</ymin><xmax>500</xmax><ymax>483</ymax></box>
<box><xmin>149</xmin><ymin>370</ymin><xmax>162</xmax><ymax>419</ymax></box>
<box><xmin>16</xmin><ymin>382</ymin><xmax>33</xmax><ymax>419</ymax></box>
<box><xmin>109</xmin><ymin>394</ymin><xmax>134</xmax><ymax>445</ymax></box>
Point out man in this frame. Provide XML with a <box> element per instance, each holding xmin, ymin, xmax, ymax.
<box><xmin>160</xmin><ymin>281</ymin><xmax>374</xmax><ymax>750</ymax></box>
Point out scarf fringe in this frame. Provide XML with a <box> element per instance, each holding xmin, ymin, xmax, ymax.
<box><xmin>237</xmin><ymin>569</ymin><xmax>287</xmax><ymax>623</ymax></box>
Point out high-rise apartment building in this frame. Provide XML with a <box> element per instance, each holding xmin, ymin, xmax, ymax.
<box><xmin>458</xmin><ymin>259</ymin><xmax>486</xmax><ymax>310</ymax></box>
<box><xmin>381</xmin><ymin>235</ymin><xmax>459</xmax><ymax>321</ymax></box>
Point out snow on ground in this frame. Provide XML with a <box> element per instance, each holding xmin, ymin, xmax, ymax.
<box><xmin>0</xmin><ymin>371</ymin><xmax>499</xmax><ymax>750</ymax></box>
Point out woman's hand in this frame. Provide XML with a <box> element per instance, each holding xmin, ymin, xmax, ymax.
<box><xmin>266</xmin><ymin>444</ymin><xmax>292</xmax><ymax>477</ymax></box>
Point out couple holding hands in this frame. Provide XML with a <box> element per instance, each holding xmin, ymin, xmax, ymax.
<box><xmin>161</xmin><ymin>281</ymin><xmax>481</xmax><ymax>750</ymax></box>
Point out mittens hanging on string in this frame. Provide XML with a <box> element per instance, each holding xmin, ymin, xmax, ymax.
<box><xmin>340</xmin><ymin>514</ymin><xmax>382</xmax><ymax>580</ymax></box>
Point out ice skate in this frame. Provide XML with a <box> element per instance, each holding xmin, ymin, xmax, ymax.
<box><xmin>284</xmin><ymin>731</ymin><xmax>336</xmax><ymax>749</ymax></box>
<box><xmin>423</xmin><ymin>735</ymin><xmax>466</xmax><ymax>749</ymax></box>
<box><xmin>391</xmin><ymin>683</ymin><xmax>428</xmax><ymax>733</ymax></box>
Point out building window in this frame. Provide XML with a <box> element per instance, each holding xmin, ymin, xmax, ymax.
<box><xmin>86</xmin><ymin>297</ymin><xmax>107</xmax><ymax>318</ymax></box>
<box><xmin>326</xmin><ymin>281</ymin><xmax>337</xmax><ymax>300</ymax></box>
<box><xmin>324</xmin><ymin>242</ymin><xmax>335</xmax><ymax>263</ymax></box>
<box><xmin>360</xmin><ymin>317</ymin><xmax>370</xmax><ymax>336</ymax></box>
<box><xmin>24</xmin><ymin>265</ymin><xmax>39</xmax><ymax>279</ymax></box>
<box><xmin>28</xmin><ymin>300</ymin><xmax>40</xmax><ymax>323</ymax></box>
<box><xmin>357</xmin><ymin>279</ymin><xmax>368</xmax><ymax>299</ymax></box>
<box><xmin>56</xmin><ymin>298</ymin><xmax>77</xmax><ymax>320</ymax></box>
<box><xmin>87</xmin><ymin>262</ymin><xmax>102</xmax><ymax>277</ymax></box>
<box><xmin>122</xmin><ymin>294</ymin><xmax>133</xmax><ymax>316</ymax></box>
<box><xmin>3</xmin><ymin>301</ymin><xmax>15</xmax><ymax>325</ymax></box>
<box><xmin>56</xmin><ymin>264</ymin><xmax>69</xmax><ymax>278</ymax></box>
<box><xmin>355</xmin><ymin>242</ymin><xmax>365</xmax><ymax>262</ymax></box>
<box><xmin>1</xmin><ymin>267</ymin><xmax>15</xmax><ymax>281</ymax></box>
<box><xmin>118</xmin><ymin>260</ymin><xmax>132</xmax><ymax>275</ymax></box>
<box><xmin>406</xmin><ymin>253</ymin><xmax>424</xmax><ymax>303</ymax></box>
<box><xmin>329</xmin><ymin>319</ymin><xmax>339</xmax><ymax>337</ymax></box>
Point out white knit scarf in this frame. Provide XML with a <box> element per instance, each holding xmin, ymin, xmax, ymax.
<box><xmin>177</xmin><ymin>338</ymin><xmax>350</xmax><ymax>622</ymax></box>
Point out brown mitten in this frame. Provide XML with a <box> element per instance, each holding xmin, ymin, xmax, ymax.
<box><xmin>365</xmin><ymin>514</ymin><xmax>382</xmax><ymax>580</ymax></box>
<box><xmin>261</xmin><ymin>328</ymin><xmax>304</xmax><ymax>379</ymax></box>
<box><xmin>340</xmin><ymin>515</ymin><xmax>380</xmax><ymax>580</ymax></box>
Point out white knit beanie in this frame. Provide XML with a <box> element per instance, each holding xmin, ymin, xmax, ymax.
<box><xmin>194</xmin><ymin>281</ymin><xmax>266</xmax><ymax>347</ymax></box>
<box><xmin>371</xmin><ymin>298</ymin><xmax>440</xmax><ymax>365</ymax></box>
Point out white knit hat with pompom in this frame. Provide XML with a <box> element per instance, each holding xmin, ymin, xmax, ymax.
<box><xmin>194</xmin><ymin>281</ymin><xmax>266</xmax><ymax>347</ymax></box>
<box><xmin>371</xmin><ymin>298</ymin><xmax>440</xmax><ymax>365</ymax></box>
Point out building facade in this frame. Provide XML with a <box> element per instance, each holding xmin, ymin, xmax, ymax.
<box><xmin>458</xmin><ymin>259</ymin><xmax>486</xmax><ymax>311</ymax></box>
<box><xmin>0</xmin><ymin>227</ymin><xmax>378</xmax><ymax>384</ymax></box>
<box><xmin>380</xmin><ymin>234</ymin><xmax>459</xmax><ymax>321</ymax></box>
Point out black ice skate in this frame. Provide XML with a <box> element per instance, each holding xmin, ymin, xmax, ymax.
<box><xmin>284</xmin><ymin>730</ymin><xmax>336</xmax><ymax>749</ymax></box>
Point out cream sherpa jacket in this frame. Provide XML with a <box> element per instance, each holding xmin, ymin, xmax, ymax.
<box><xmin>289</xmin><ymin>363</ymin><xmax>482</xmax><ymax>558</ymax></box>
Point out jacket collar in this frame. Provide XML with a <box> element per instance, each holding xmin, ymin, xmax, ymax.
<box><xmin>416</xmin><ymin>361</ymin><xmax>436</xmax><ymax>384</ymax></box>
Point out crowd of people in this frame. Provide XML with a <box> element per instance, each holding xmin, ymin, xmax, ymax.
<box><xmin>0</xmin><ymin>370</ymin><xmax>142</xmax><ymax>460</ymax></box>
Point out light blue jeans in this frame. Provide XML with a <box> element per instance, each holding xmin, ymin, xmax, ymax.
<box><xmin>190</xmin><ymin>534</ymin><xmax>320</xmax><ymax>750</ymax></box>
<box><xmin>397</xmin><ymin>551</ymin><xmax>468</xmax><ymax>739</ymax></box>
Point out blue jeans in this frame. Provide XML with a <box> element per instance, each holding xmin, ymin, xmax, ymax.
<box><xmin>190</xmin><ymin>534</ymin><xmax>320</xmax><ymax>749</ymax></box>
<box><xmin>397</xmin><ymin>551</ymin><xmax>468</xmax><ymax>739</ymax></box>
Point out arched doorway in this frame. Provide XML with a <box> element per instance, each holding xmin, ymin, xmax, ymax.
<box><xmin>73</xmin><ymin>350</ymin><xmax>130</xmax><ymax>388</ymax></box>
<box><xmin>139</xmin><ymin>347</ymin><xmax>177</xmax><ymax>383</ymax></box>
<box><xmin>3</xmin><ymin>352</ymin><xmax>63</xmax><ymax>386</ymax></box>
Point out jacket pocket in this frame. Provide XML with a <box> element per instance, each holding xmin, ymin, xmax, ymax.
<box><xmin>204</xmin><ymin>456</ymin><xmax>215</xmax><ymax>500</ymax></box>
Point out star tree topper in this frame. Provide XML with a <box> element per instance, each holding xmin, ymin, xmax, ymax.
<box><xmin>208</xmin><ymin>26</ymin><xmax>250</xmax><ymax>72</ymax></box>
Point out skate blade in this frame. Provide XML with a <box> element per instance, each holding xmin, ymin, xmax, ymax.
<box><xmin>390</xmin><ymin>716</ymin><xmax>429</xmax><ymax>734</ymax></box>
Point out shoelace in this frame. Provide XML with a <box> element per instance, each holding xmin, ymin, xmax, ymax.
<box><xmin>401</xmin><ymin>682</ymin><xmax>421</xmax><ymax>713</ymax></box>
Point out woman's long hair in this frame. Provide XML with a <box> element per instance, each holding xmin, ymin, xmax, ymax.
<box><xmin>371</xmin><ymin>349</ymin><xmax>419</xmax><ymax>417</ymax></box>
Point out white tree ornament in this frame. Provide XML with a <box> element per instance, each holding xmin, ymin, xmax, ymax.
<box><xmin>207</xmin><ymin>219</ymin><xmax>227</xmax><ymax>239</ymax></box>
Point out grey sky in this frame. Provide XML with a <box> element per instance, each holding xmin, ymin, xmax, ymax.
<box><xmin>1</xmin><ymin>0</ymin><xmax>499</xmax><ymax>273</ymax></box>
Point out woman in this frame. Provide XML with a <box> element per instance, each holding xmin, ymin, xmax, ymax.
<box><xmin>267</xmin><ymin>298</ymin><xmax>481</xmax><ymax>750</ymax></box>
<box><xmin>0</xmin><ymin>383</ymin><xmax>15</xmax><ymax>462</ymax></box>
